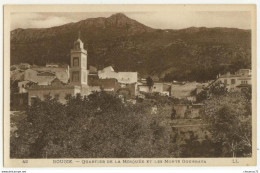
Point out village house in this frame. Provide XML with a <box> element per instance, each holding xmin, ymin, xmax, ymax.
<box><xmin>98</xmin><ymin>66</ymin><xmax>138</xmax><ymax>84</ymax></box>
<box><xmin>88</xmin><ymin>77</ymin><xmax>137</xmax><ymax>99</ymax></box>
<box><xmin>173</xmin><ymin>103</ymin><xmax>203</xmax><ymax>119</ymax></box>
<box><xmin>27</xmin><ymin>78</ymin><xmax>81</xmax><ymax>105</ymax></box>
<box><xmin>171</xmin><ymin>82</ymin><xmax>197</xmax><ymax>101</ymax></box>
<box><xmin>136</xmin><ymin>79</ymin><xmax>149</xmax><ymax>94</ymax></box>
<box><xmin>216</xmin><ymin>69</ymin><xmax>251</xmax><ymax>91</ymax></box>
<box><xmin>97</xmin><ymin>66</ymin><xmax>138</xmax><ymax>98</ymax></box>
<box><xmin>137</xmin><ymin>84</ymin><xmax>150</xmax><ymax>94</ymax></box>
<box><xmin>152</xmin><ymin>82</ymin><xmax>171</xmax><ymax>96</ymax></box>
<box><xmin>136</xmin><ymin>79</ymin><xmax>171</xmax><ymax>97</ymax></box>
<box><xmin>17</xmin><ymin>64</ymin><xmax>70</xmax><ymax>94</ymax></box>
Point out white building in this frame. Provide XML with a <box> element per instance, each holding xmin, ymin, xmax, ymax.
<box><xmin>171</xmin><ymin>82</ymin><xmax>197</xmax><ymax>99</ymax></box>
<box><xmin>152</xmin><ymin>82</ymin><xmax>171</xmax><ymax>96</ymax></box>
<box><xmin>98</xmin><ymin>66</ymin><xmax>138</xmax><ymax>84</ymax></box>
<box><xmin>217</xmin><ymin>69</ymin><xmax>251</xmax><ymax>91</ymax></box>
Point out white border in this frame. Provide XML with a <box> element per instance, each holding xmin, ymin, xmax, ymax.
<box><xmin>0</xmin><ymin>0</ymin><xmax>259</xmax><ymax>173</ymax></box>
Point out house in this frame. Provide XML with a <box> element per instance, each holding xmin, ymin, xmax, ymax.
<box><xmin>89</xmin><ymin>77</ymin><xmax>137</xmax><ymax>99</ymax></box>
<box><xmin>117</xmin><ymin>83</ymin><xmax>137</xmax><ymax>99</ymax></box>
<box><xmin>173</xmin><ymin>103</ymin><xmax>203</xmax><ymax>119</ymax></box>
<box><xmin>97</xmin><ymin>66</ymin><xmax>138</xmax><ymax>98</ymax></box>
<box><xmin>29</xmin><ymin>66</ymin><xmax>70</xmax><ymax>84</ymax></box>
<box><xmin>137</xmin><ymin>84</ymin><xmax>150</xmax><ymax>93</ymax></box>
<box><xmin>27</xmin><ymin>78</ymin><xmax>81</xmax><ymax>105</ymax></box>
<box><xmin>18</xmin><ymin>66</ymin><xmax>70</xmax><ymax>94</ymax></box>
<box><xmin>152</xmin><ymin>83</ymin><xmax>163</xmax><ymax>93</ymax></box>
<box><xmin>216</xmin><ymin>69</ymin><xmax>251</xmax><ymax>92</ymax></box>
<box><xmin>171</xmin><ymin>82</ymin><xmax>197</xmax><ymax>100</ymax></box>
<box><xmin>152</xmin><ymin>82</ymin><xmax>171</xmax><ymax>96</ymax></box>
<box><xmin>88</xmin><ymin>78</ymin><xmax>119</xmax><ymax>92</ymax></box>
<box><xmin>136</xmin><ymin>79</ymin><xmax>172</xmax><ymax>97</ymax></box>
<box><xmin>23</xmin><ymin>65</ymin><xmax>70</xmax><ymax>84</ymax></box>
<box><xmin>18</xmin><ymin>80</ymin><xmax>36</xmax><ymax>93</ymax></box>
<box><xmin>98</xmin><ymin>66</ymin><xmax>138</xmax><ymax>84</ymax></box>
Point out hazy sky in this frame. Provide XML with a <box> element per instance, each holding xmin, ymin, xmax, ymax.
<box><xmin>11</xmin><ymin>11</ymin><xmax>251</xmax><ymax>30</ymax></box>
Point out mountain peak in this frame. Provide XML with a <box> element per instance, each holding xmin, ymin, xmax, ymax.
<box><xmin>104</xmin><ymin>13</ymin><xmax>153</xmax><ymax>33</ymax></box>
<box><xmin>109</xmin><ymin>13</ymin><xmax>128</xmax><ymax>19</ymax></box>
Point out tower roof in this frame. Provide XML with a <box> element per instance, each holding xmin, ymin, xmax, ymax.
<box><xmin>73</xmin><ymin>31</ymin><xmax>84</xmax><ymax>50</ymax></box>
<box><xmin>75</xmin><ymin>38</ymin><xmax>83</xmax><ymax>44</ymax></box>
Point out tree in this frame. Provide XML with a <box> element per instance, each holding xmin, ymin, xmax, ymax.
<box><xmin>208</xmin><ymin>81</ymin><xmax>228</xmax><ymax>96</ymax></box>
<box><xmin>171</xmin><ymin>107</ymin><xmax>176</xmax><ymax>120</ymax></box>
<box><xmin>10</xmin><ymin>92</ymin><xmax>173</xmax><ymax>158</ymax></box>
<box><xmin>146</xmin><ymin>76</ymin><xmax>154</xmax><ymax>92</ymax></box>
<box><xmin>196</xmin><ymin>90</ymin><xmax>208</xmax><ymax>103</ymax></box>
<box><xmin>196</xmin><ymin>81</ymin><xmax>227</xmax><ymax>103</ymax></box>
<box><xmin>202</xmin><ymin>92</ymin><xmax>252</xmax><ymax>157</ymax></box>
<box><xmin>10</xmin><ymin>95</ymin><xmax>68</xmax><ymax>158</ymax></box>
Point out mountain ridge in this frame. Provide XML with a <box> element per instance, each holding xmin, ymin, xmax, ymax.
<box><xmin>10</xmin><ymin>13</ymin><xmax>251</xmax><ymax>82</ymax></box>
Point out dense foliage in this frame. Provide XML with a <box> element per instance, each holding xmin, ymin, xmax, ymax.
<box><xmin>11</xmin><ymin>86</ymin><xmax>252</xmax><ymax>158</ymax></box>
<box><xmin>11</xmin><ymin>92</ymin><xmax>173</xmax><ymax>158</ymax></box>
<box><xmin>202</xmin><ymin>91</ymin><xmax>252</xmax><ymax>157</ymax></box>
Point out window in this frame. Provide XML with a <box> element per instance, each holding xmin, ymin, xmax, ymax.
<box><xmin>241</xmin><ymin>80</ymin><xmax>248</xmax><ymax>84</ymax></box>
<box><xmin>31</xmin><ymin>96</ymin><xmax>37</xmax><ymax>105</ymax></box>
<box><xmin>73</xmin><ymin>57</ymin><xmax>79</xmax><ymax>67</ymax></box>
<box><xmin>72</xmin><ymin>71</ymin><xmax>79</xmax><ymax>82</ymax></box>
<box><xmin>231</xmin><ymin>79</ymin><xmax>236</xmax><ymax>84</ymax></box>
<box><xmin>224</xmin><ymin>79</ymin><xmax>227</xmax><ymax>85</ymax></box>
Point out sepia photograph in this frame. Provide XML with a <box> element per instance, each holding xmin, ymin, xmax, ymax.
<box><xmin>3</xmin><ymin>4</ymin><xmax>257</xmax><ymax>167</ymax></box>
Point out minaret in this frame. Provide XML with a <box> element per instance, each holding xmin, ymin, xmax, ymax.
<box><xmin>70</xmin><ymin>31</ymin><xmax>88</xmax><ymax>86</ymax></box>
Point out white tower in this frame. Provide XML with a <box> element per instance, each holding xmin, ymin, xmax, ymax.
<box><xmin>70</xmin><ymin>32</ymin><xmax>88</xmax><ymax>86</ymax></box>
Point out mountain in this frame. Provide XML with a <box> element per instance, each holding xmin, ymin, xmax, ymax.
<box><xmin>11</xmin><ymin>13</ymin><xmax>251</xmax><ymax>82</ymax></box>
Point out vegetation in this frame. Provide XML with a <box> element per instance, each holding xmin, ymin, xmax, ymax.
<box><xmin>146</xmin><ymin>76</ymin><xmax>154</xmax><ymax>91</ymax></box>
<box><xmin>11</xmin><ymin>92</ymin><xmax>173</xmax><ymax>158</ymax></box>
<box><xmin>196</xmin><ymin>81</ymin><xmax>228</xmax><ymax>102</ymax></box>
<box><xmin>202</xmin><ymin>91</ymin><xmax>252</xmax><ymax>157</ymax></box>
<box><xmin>10</xmin><ymin>83</ymin><xmax>252</xmax><ymax>158</ymax></box>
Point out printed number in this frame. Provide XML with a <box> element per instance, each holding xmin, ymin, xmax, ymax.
<box><xmin>22</xmin><ymin>160</ymin><xmax>28</xmax><ymax>164</ymax></box>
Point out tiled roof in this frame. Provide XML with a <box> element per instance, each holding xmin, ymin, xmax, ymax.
<box><xmin>26</xmin><ymin>82</ymin><xmax>79</xmax><ymax>90</ymax></box>
<box><xmin>30</xmin><ymin>67</ymin><xmax>69</xmax><ymax>83</ymax></box>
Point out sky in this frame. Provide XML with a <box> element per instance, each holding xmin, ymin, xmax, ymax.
<box><xmin>11</xmin><ymin>11</ymin><xmax>251</xmax><ymax>30</ymax></box>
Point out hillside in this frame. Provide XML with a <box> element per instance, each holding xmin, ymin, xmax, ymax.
<box><xmin>11</xmin><ymin>13</ymin><xmax>251</xmax><ymax>82</ymax></box>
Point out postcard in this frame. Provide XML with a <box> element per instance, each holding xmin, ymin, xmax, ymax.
<box><xmin>3</xmin><ymin>4</ymin><xmax>257</xmax><ymax>167</ymax></box>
